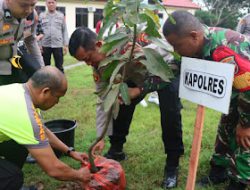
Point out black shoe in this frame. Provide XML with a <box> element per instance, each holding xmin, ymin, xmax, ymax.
<box><xmin>197</xmin><ymin>165</ymin><xmax>228</xmax><ymax>187</ymax></box>
<box><xmin>104</xmin><ymin>151</ymin><xmax>127</xmax><ymax>161</ymax></box>
<box><xmin>225</xmin><ymin>180</ymin><xmax>247</xmax><ymax>190</ymax></box>
<box><xmin>198</xmin><ymin>175</ymin><xmax>228</xmax><ymax>187</ymax></box>
<box><xmin>161</xmin><ymin>168</ymin><xmax>178</xmax><ymax>189</ymax></box>
<box><xmin>25</xmin><ymin>155</ymin><xmax>36</xmax><ymax>164</ymax></box>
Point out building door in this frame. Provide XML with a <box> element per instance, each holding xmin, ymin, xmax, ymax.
<box><xmin>94</xmin><ymin>9</ymin><xmax>103</xmax><ymax>29</ymax></box>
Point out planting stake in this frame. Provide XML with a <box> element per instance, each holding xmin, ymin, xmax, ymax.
<box><xmin>186</xmin><ymin>105</ymin><xmax>205</xmax><ymax>190</ymax></box>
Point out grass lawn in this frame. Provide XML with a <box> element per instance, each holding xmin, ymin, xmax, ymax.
<box><xmin>23</xmin><ymin>63</ymin><xmax>226</xmax><ymax>190</ymax></box>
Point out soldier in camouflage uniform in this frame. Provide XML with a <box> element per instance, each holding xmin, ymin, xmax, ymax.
<box><xmin>0</xmin><ymin>0</ymin><xmax>44</xmax><ymax>85</ymax></box>
<box><xmin>237</xmin><ymin>13</ymin><xmax>250</xmax><ymax>36</ymax></box>
<box><xmin>163</xmin><ymin>10</ymin><xmax>250</xmax><ymax>190</ymax></box>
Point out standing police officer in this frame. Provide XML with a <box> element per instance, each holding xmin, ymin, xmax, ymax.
<box><xmin>237</xmin><ymin>13</ymin><xmax>250</xmax><ymax>37</ymax></box>
<box><xmin>0</xmin><ymin>0</ymin><xmax>44</xmax><ymax>85</ymax></box>
<box><xmin>39</xmin><ymin>0</ymin><xmax>69</xmax><ymax>73</ymax></box>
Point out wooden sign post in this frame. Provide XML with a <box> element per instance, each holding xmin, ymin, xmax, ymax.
<box><xmin>186</xmin><ymin>105</ymin><xmax>205</xmax><ymax>190</ymax></box>
<box><xmin>179</xmin><ymin>57</ymin><xmax>235</xmax><ymax>190</ymax></box>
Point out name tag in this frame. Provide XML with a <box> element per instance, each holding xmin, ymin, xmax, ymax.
<box><xmin>0</xmin><ymin>36</ymin><xmax>14</xmax><ymax>45</ymax></box>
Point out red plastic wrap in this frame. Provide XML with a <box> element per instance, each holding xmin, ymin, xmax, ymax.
<box><xmin>83</xmin><ymin>157</ymin><xmax>126</xmax><ymax>190</ymax></box>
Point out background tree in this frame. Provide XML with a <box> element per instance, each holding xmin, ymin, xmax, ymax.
<box><xmin>195</xmin><ymin>0</ymin><xmax>249</xmax><ymax>29</ymax></box>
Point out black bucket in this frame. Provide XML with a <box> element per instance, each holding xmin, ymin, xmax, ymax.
<box><xmin>45</xmin><ymin>119</ymin><xmax>77</xmax><ymax>158</ymax></box>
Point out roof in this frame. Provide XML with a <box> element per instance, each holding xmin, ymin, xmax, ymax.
<box><xmin>163</xmin><ymin>0</ymin><xmax>200</xmax><ymax>9</ymax></box>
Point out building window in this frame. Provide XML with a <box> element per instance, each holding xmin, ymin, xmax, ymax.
<box><xmin>148</xmin><ymin>0</ymin><xmax>162</xmax><ymax>3</ymax></box>
<box><xmin>35</xmin><ymin>6</ymin><xmax>45</xmax><ymax>15</ymax></box>
<box><xmin>148</xmin><ymin>0</ymin><xmax>155</xmax><ymax>4</ymax></box>
<box><xmin>76</xmin><ymin>8</ymin><xmax>88</xmax><ymax>27</ymax></box>
<box><xmin>94</xmin><ymin>9</ymin><xmax>103</xmax><ymax>28</ymax></box>
<box><xmin>57</xmin><ymin>7</ymin><xmax>66</xmax><ymax>16</ymax></box>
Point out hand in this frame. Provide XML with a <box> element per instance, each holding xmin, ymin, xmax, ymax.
<box><xmin>128</xmin><ymin>87</ymin><xmax>141</xmax><ymax>99</ymax></box>
<box><xmin>79</xmin><ymin>166</ymin><xmax>91</xmax><ymax>185</ymax></box>
<box><xmin>118</xmin><ymin>87</ymin><xmax>140</xmax><ymax>105</ymax></box>
<box><xmin>236</xmin><ymin>124</ymin><xmax>250</xmax><ymax>149</ymax></box>
<box><xmin>92</xmin><ymin>139</ymin><xmax>105</xmax><ymax>156</ymax></box>
<box><xmin>63</xmin><ymin>46</ymin><xmax>68</xmax><ymax>55</ymax></box>
<box><xmin>36</xmin><ymin>34</ymin><xmax>44</xmax><ymax>41</ymax></box>
<box><xmin>70</xmin><ymin>151</ymin><xmax>89</xmax><ymax>165</ymax></box>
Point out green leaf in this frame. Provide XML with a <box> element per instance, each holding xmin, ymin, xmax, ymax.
<box><xmin>123</xmin><ymin>0</ymin><xmax>140</xmax><ymax>25</ymax></box>
<box><xmin>112</xmin><ymin>98</ymin><xmax>120</xmax><ymax>119</ymax></box>
<box><xmin>104</xmin><ymin>32</ymin><xmax>128</xmax><ymax>43</ymax></box>
<box><xmin>109</xmin><ymin>60</ymin><xmax>126</xmax><ymax>85</ymax></box>
<box><xmin>98</xmin><ymin>18</ymin><xmax>117</xmax><ymax>41</ymax></box>
<box><xmin>98</xmin><ymin>56</ymin><xmax>120</xmax><ymax>68</ymax></box>
<box><xmin>128</xmin><ymin>14</ymin><xmax>140</xmax><ymax>25</ymax></box>
<box><xmin>144</xmin><ymin>9</ymin><xmax>160</xmax><ymax>28</ymax></box>
<box><xmin>100</xmin><ymin>60</ymin><xmax>126</xmax><ymax>99</ymax></box>
<box><xmin>147</xmin><ymin>36</ymin><xmax>173</xmax><ymax>51</ymax></box>
<box><xmin>101</xmin><ymin>60</ymin><xmax>119</xmax><ymax>81</ymax></box>
<box><xmin>140</xmin><ymin>3</ymin><xmax>163</xmax><ymax>11</ymax></box>
<box><xmin>147</xmin><ymin>36</ymin><xmax>181</xmax><ymax>61</ymax></box>
<box><xmin>139</xmin><ymin>13</ymin><xmax>161</xmax><ymax>38</ymax></box>
<box><xmin>98</xmin><ymin>1</ymin><xmax>121</xmax><ymax>40</ymax></box>
<box><xmin>100</xmin><ymin>37</ymin><xmax>128</xmax><ymax>55</ymax></box>
<box><xmin>171</xmin><ymin>52</ymin><xmax>181</xmax><ymax>62</ymax></box>
<box><xmin>141</xmin><ymin>48</ymin><xmax>174</xmax><ymax>82</ymax></box>
<box><xmin>103</xmin><ymin>83</ymin><xmax>120</xmax><ymax>112</ymax></box>
<box><xmin>119</xmin><ymin>82</ymin><xmax>131</xmax><ymax>105</ymax></box>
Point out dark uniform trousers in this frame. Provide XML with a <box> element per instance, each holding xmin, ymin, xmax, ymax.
<box><xmin>42</xmin><ymin>47</ymin><xmax>64</xmax><ymax>73</ymax></box>
<box><xmin>0</xmin><ymin>140</ymin><xmax>28</xmax><ymax>190</ymax></box>
<box><xmin>109</xmin><ymin>77</ymin><xmax>184</xmax><ymax>167</ymax></box>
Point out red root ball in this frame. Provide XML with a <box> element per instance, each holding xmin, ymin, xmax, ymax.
<box><xmin>83</xmin><ymin>157</ymin><xmax>126</xmax><ymax>190</ymax></box>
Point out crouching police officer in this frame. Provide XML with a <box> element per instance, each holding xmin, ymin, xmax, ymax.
<box><xmin>0</xmin><ymin>0</ymin><xmax>44</xmax><ymax>85</ymax></box>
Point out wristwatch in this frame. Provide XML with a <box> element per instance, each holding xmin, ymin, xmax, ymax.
<box><xmin>66</xmin><ymin>147</ymin><xmax>75</xmax><ymax>156</ymax></box>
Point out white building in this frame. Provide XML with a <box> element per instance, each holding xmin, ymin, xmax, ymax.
<box><xmin>36</xmin><ymin>0</ymin><xmax>200</xmax><ymax>36</ymax></box>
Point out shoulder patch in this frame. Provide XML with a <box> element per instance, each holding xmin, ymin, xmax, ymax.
<box><xmin>221</xmin><ymin>56</ymin><xmax>239</xmax><ymax>74</ymax></box>
<box><xmin>2</xmin><ymin>23</ymin><xmax>11</xmax><ymax>31</ymax></box>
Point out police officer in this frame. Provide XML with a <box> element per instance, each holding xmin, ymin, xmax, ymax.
<box><xmin>69</xmin><ymin>26</ymin><xmax>184</xmax><ymax>189</ymax></box>
<box><xmin>0</xmin><ymin>0</ymin><xmax>44</xmax><ymax>85</ymax></box>
<box><xmin>39</xmin><ymin>0</ymin><xmax>69</xmax><ymax>73</ymax></box>
<box><xmin>237</xmin><ymin>13</ymin><xmax>250</xmax><ymax>36</ymax></box>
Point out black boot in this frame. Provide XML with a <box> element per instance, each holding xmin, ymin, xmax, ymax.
<box><xmin>104</xmin><ymin>150</ymin><xmax>127</xmax><ymax>161</ymax></box>
<box><xmin>104</xmin><ymin>145</ymin><xmax>127</xmax><ymax>162</ymax></box>
<box><xmin>225</xmin><ymin>180</ymin><xmax>247</xmax><ymax>190</ymax></box>
<box><xmin>198</xmin><ymin>165</ymin><xmax>228</xmax><ymax>187</ymax></box>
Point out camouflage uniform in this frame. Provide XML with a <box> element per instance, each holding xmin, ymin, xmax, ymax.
<box><xmin>202</xmin><ymin>26</ymin><xmax>250</xmax><ymax>184</ymax></box>
<box><xmin>237</xmin><ymin>14</ymin><xmax>250</xmax><ymax>36</ymax></box>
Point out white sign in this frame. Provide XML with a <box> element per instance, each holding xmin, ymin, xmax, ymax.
<box><xmin>179</xmin><ymin>57</ymin><xmax>235</xmax><ymax>114</ymax></box>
